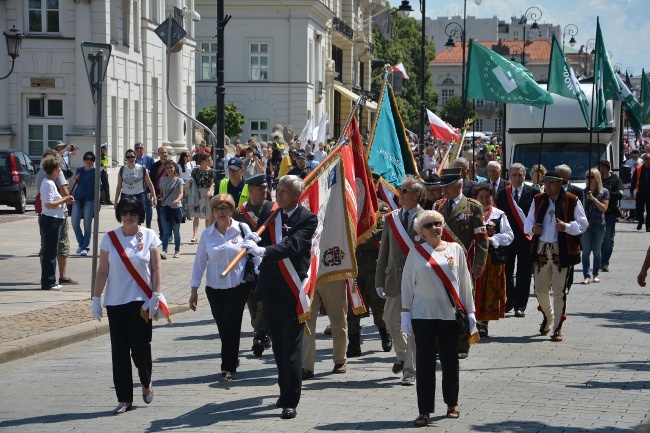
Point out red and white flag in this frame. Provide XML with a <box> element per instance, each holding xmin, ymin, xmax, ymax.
<box><xmin>393</xmin><ymin>62</ymin><xmax>409</xmax><ymax>80</ymax></box>
<box><xmin>427</xmin><ymin>109</ymin><xmax>459</xmax><ymax>143</ymax></box>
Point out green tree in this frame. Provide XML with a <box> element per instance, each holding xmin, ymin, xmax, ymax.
<box><xmin>372</xmin><ymin>7</ymin><xmax>438</xmax><ymax>132</ymax></box>
<box><xmin>440</xmin><ymin>96</ymin><xmax>476</xmax><ymax>129</ymax></box>
<box><xmin>196</xmin><ymin>103</ymin><xmax>246</xmax><ymax>138</ymax></box>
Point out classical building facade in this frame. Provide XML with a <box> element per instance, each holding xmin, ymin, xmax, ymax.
<box><xmin>194</xmin><ymin>0</ymin><xmax>382</xmax><ymax>143</ymax></box>
<box><xmin>0</xmin><ymin>0</ymin><xmax>196</xmax><ymax>168</ymax></box>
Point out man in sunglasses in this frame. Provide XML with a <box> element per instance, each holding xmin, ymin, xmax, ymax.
<box><xmin>376</xmin><ymin>175</ymin><xmax>426</xmax><ymax>386</ymax></box>
<box><xmin>435</xmin><ymin>168</ymin><xmax>488</xmax><ymax>359</ymax></box>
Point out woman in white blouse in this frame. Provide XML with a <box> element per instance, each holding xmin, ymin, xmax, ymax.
<box><xmin>91</xmin><ymin>195</ymin><xmax>164</xmax><ymax>414</ymax></box>
<box><xmin>474</xmin><ymin>183</ymin><xmax>514</xmax><ymax>337</ymax></box>
<box><xmin>189</xmin><ymin>193</ymin><xmax>255</xmax><ymax>382</ymax></box>
<box><xmin>400</xmin><ymin>210</ymin><xmax>476</xmax><ymax>426</ymax></box>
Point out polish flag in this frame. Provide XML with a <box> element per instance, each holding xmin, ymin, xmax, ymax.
<box><xmin>426</xmin><ymin>109</ymin><xmax>459</xmax><ymax>143</ymax></box>
<box><xmin>393</xmin><ymin>62</ymin><xmax>409</xmax><ymax>79</ymax></box>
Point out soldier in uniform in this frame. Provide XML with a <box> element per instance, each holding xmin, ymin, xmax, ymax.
<box><xmin>232</xmin><ymin>174</ymin><xmax>275</xmax><ymax>356</ymax></box>
<box><xmin>420</xmin><ymin>171</ymin><xmax>442</xmax><ymax>210</ymax></box>
<box><xmin>434</xmin><ymin>168</ymin><xmax>488</xmax><ymax>359</ymax></box>
<box><xmin>346</xmin><ymin>173</ymin><xmax>392</xmax><ymax>357</ymax></box>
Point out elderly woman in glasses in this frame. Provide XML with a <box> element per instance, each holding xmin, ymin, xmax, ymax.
<box><xmin>400</xmin><ymin>210</ymin><xmax>476</xmax><ymax>427</ymax></box>
<box><xmin>189</xmin><ymin>193</ymin><xmax>256</xmax><ymax>382</ymax></box>
<box><xmin>91</xmin><ymin>195</ymin><xmax>165</xmax><ymax>414</ymax></box>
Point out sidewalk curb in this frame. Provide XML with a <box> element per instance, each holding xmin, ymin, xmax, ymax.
<box><xmin>0</xmin><ymin>303</ymin><xmax>191</xmax><ymax>365</ymax></box>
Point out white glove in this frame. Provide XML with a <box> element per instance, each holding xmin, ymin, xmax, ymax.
<box><xmin>467</xmin><ymin>312</ymin><xmax>477</xmax><ymax>335</ymax></box>
<box><xmin>376</xmin><ymin>287</ymin><xmax>386</xmax><ymax>299</ymax></box>
<box><xmin>244</xmin><ymin>232</ymin><xmax>261</xmax><ymax>243</ymax></box>
<box><xmin>401</xmin><ymin>311</ymin><xmax>413</xmax><ymax>335</ymax></box>
<box><xmin>91</xmin><ymin>296</ymin><xmax>103</xmax><ymax>322</ymax></box>
<box><xmin>242</xmin><ymin>239</ymin><xmax>265</xmax><ymax>257</ymax></box>
<box><xmin>143</xmin><ymin>292</ymin><xmax>161</xmax><ymax>320</ymax></box>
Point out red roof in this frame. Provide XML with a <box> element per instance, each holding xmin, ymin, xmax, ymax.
<box><xmin>433</xmin><ymin>39</ymin><xmax>552</xmax><ymax>65</ymax></box>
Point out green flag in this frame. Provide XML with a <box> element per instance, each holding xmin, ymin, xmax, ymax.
<box><xmin>547</xmin><ymin>34</ymin><xmax>590</xmax><ymax>127</ymax></box>
<box><xmin>593</xmin><ymin>18</ymin><xmax>620</xmax><ymax>132</ymax></box>
<box><xmin>641</xmin><ymin>69</ymin><xmax>650</xmax><ymax>121</ymax></box>
<box><xmin>465</xmin><ymin>39</ymin><xmax>553</xmax><ymax>108</ymax></box>
<box><xmin>615</xmin><ymin>73</ymin><xmax>643</xmax><ymax>134</ymax></box>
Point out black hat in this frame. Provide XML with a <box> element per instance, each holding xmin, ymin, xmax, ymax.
<box><xmin>371</xmin><ymin>172</ymin><xmax>381</xmax><ymax>181</ymax></box>
<box><xmin>227</xmin><ymin>157</ymin><xmax>243</xmax><ymax>170</ymax></box>
<box><xmin>245</xmin><ymin>173</ymin><xmax>267</xmax><ymax>187</ymax></box>
<box><xmin>540</xmin><ymin>170</ymin><xmax>564</xmax><ymax>183</ymax></box>
<box><xmin>296</xmin><ymin>150</ymin><xmax>306</xmax><ymax>160</ymax></box>
<box><xmin>307</xmin><ymin>152</ymin><xmax>315</xmax><ymax>160</ymax></box>
<box><xmin>439</xmin><ymin>168</ymin><xmax>462</xmax><ymax>187</ymax></box>
<box><xmin>632</xmin><ymin>149</ymin><xmax>640</xmax><ymax>155</ymax></box>
<box><xmin>423</xmin><ymin>171</ymin><xmax>442</xmax><ymax>188</ymax></box>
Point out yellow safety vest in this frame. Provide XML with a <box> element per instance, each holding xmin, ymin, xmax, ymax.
<box><xmin>219</xmin><ymin>178</ymin><xmax>249</xmax><ymax>205</ymax></box>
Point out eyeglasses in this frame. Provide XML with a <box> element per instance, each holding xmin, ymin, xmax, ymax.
<box><xmin>119</xmin><ymin>209</ymin><xmax>139</xmax><ymax>216</ymax></box>
<box><xmin>422</xmin><ymin>221</ymin><xmax>443</xmax><ymax>229</ymax></box>
<box><xmin>400</xmin><ymin>188</ymin><xmax>414</xmax><ymax>194</ymax></box>
<box><xmin>213</xmin><ymin>206</ymin><xmax>231</xmax><ymax>213</ymax></box>
<box><xmin>125</xmin><ymin>155</ymin><xmax>135</xmax><ymax>159</ymax></box>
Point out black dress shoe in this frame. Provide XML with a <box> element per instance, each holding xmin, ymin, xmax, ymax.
<box><xmin>637</xmin><ymin>222</ymin><xmax>643</xmax><ymax>230</ymax></box>
<box><xmin>302</xmin><ymin>369</ymin><xmax>314</xmax><ymax>380</ymax></box>
<box><xmin>392</xmin><ymin>360</ymin><xmax>404</xmax><ymax>374</ymax></box>
<box><xmin>505</xmin><ymin>303</ymin><xmax>514</xmax><ymax>313</ymax></box>
<box><xmin>514</xmin><ymin>309</ymin><xmax>526</xmax><ymax>318</ymax></box>
<box><xmin>281</xmin><ymin>408</ymin><xmax>297</xmax><ymax>419</ymax></box>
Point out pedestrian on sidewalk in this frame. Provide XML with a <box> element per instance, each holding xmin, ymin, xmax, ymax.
<box><xmin>91</xmin><ymin>195</ymin><xmax>165</xmax><ymax>414</ymax></box>
<box><xmin>159</xmin><ymin>161</ymin><xmax>184</xmax><ymax>259</ymax></box>
<box><xmin>177</xmin><ymin>151</ymin><xmax>194</xmax><ymax>222</ymax></box>
<box><xmin>581</xmin><ymin>169</ymin><xmax>609</xmax><ymax>285</ymax></box>
<box><xmin>596</xmin><ymin>159</ymin><xmax>623</xmax><ymax>273</ymax></box>
<box><xmin>189</xmin><ymin>194</ymin><xmax>254</xmax><ymax>382</ymax></box>
<box><xmin>188</xmin><ymin>154</ymin><xmax>215</xmax><ymax>243</ymax></box>
<box><xmin>39</xmin><ymin>155</ymin><xmax>74</xmax><ymax>290</ymax></box>
<box><xmin>71</xmin><ymin>151</ymin><xmax>97</xmax><ymax>256</ymax></box>
<box><xmin>113</xmin><ymin>148</ymin><xmax>157</xmax><ymax>221</ymax></box>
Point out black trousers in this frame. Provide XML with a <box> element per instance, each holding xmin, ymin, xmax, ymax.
<box><xmin>505</xmin><ymin>248</ymin><xmax>534</xmax><ymax>310</ymax></box>
<box><xmin>264</xmin><ymin>296</ymin><xmax>305</xmax><ymax>409</ymax></box>
<box><xmin>39</xmin><ymin>215</ymin><xmax>63</xmax><ymax>289</ymax></box>
<box><xmin>412</xmin><ymin>319</ymin><xmax>459</xmax><ymax>415</ymax></box>
<box><xmin>106</xmin><ymin>301</ymin><xmax>152</xmax><ymax>403</ymax></box>
<box><xmin>100</xmin><ymin>168</ymin><xmax>111</xmax><ymax>203</ymax></box>
<box><xmin>636</xmin><ymin>191</ymin><xmax>650</xmax><ymax>227</ymax></box>
<box><xmin>205</xmin><ymin>284</ymin><xmax>250</xmax><ymax>372</ymax></box>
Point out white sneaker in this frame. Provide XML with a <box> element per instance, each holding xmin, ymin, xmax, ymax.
<box><xmin>80</xmin><ymin>250</ymin><xmax>88</xmax><ymax>256</ymax></box>
<box><xmin>401</xmin><ymin>375</ymin><xmax>416</xmax><ymax>386</ymax></box>
<box><xmin>76</xmin><ymin>247</ymin><xmax>83</xmax><ymax>254</ymax></box>
<box><xmin>173</xmin><ymin>252</ymin><xmax>180</xmax><ymax>258</ymax></box>
<box><xmin>46</xmin><ymin>285</ymin><xmax>62</xmax><ymax>291</ymax></box>
<box><xmin>160</xmin><ymin>252</ymin><xmax>167</xmax><ymax>260</ymax></box>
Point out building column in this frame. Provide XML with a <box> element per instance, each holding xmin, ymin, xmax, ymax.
<box><xmin>164</xmin><ymin>0</ymin><xmax>187</xmax><ymax>154</ymax></box>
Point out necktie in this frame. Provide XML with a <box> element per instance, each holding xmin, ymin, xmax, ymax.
<box><xmin>402</xmin><ymin>210</ymin><xmax>409</xmax><ymax>230</ymax></box>
<box><xmin>492</xmin><ymin>182</ymin><xmax>497</xmax><ymax>191</ymax></box>
<box><xmin>514</xmin><ymin>188</ymin><xmax>520</xmax><ymax>203</ymax></box>
<box><xmin>447</xmin><ymin>199</ymin><xmax>453</xmax><ymax>215</ymax></box>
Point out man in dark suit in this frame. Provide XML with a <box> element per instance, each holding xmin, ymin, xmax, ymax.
<box><xmin>496</xmin><ymin>163</ymin><xmax>539</xmax><ymax>317</ymax></box>
<box><xmin>242</xmin><ymin>175</ymin><xmax>318</xmax><ymax>420</ymax></box>
<box><xmin>487</xmin><ymin>161</ymin><xmax>510</xmax><ymax>196</ymax></box>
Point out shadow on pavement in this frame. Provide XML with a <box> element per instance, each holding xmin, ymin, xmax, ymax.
<box><xmin>470</xmin><ymin>420</ymin><xmax>636</xmax><ymax>433</ymax></box>
<box><xmin>313</xmin><ymin>420</ymin><xmax>412</xmax><ymax>430</ymax></box>
<box><xmin>571</xmin><ymin>309</ymin><xmax>650</xmax><ymax>334</ymax></box>
<box><xmin>0</xmin><ymin>411</ymin><xmax>110</xmax><ymax>428</ymax></box>
<box><xmin>567</xmin><ymin>380</ymin><xmax>650</xmax><ymax>390</ymax></box>
<box><xmin>303</xmin><ymin>376</ymin><xmax>397</xmax><ymax>391</ymax></box>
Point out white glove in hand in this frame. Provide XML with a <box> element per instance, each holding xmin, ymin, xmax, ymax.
<box><xmin>467</xmin><ymin>312</ymin><xmax>477</xmax><ymax>334</ymax></box>
<box><xmin>243</xmin><ymin>232</ymin><xmax>261</xmax><ymax>243</ymax></box>
<box><xmin>400</xmin><ymin>311</ymin><xmax>413</xmax><ymax>335</ymax></box>
<box><xmin>242</xmin><ymin>239</ymin><xmax>265</xmax><ymax>257</ymax></box>
<box><xmin>91</xmin><ymin>296</ymin><xmax>103</xmax><ymax>322</ymax></box>
<box><xmin>145</xmin><ymin>292</ymin><xmax>161</xmax><ymax>320</ymax></box>
<box><xmin>376</xmin><ymin>287</ymin><xmax>386</xmax><ymax>299</ymax></box>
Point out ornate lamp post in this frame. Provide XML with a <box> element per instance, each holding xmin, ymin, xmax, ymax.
<box><xmin>0</xmin><ymin>26</ymin><xmax>24</xmax><ymax>80</ymax></box>
<box><xmin>562</xmin><ymin>24</ymin><xmax>578</xmax><ymax>52</ymax></box>
<box><xmin>520</xmin><ymin>6</ymin><xmax>542</xmax><ymax>68</ymax></box>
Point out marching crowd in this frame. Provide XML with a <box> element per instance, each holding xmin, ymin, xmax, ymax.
<box><xmin>35</xmin><ymin>132</ymin><xmax>632</xmax><ymax>427</ymax></box>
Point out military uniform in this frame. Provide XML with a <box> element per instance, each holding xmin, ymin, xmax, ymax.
<box><xmin>346</xmin><ymin>200</ymin><xmax>391</xmax><ymax>357</ymax></box>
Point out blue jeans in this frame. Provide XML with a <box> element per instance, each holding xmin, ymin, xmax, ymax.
<box><xmin>582</xmin><ymin>224</ymin><xmax>606</xmax><ymax>278</ymax></box>
<box><xmin>160</xmin><ymin>206</ymin><xmax>182</xmax><ymax>253</ymax></box>
<box><xmin>145</xmin><ymin>194</ymin><xmax>153</xmax><ymax>228</ymax></box>
<box><xmin>600</xmin><ymin>213</ymin><xmax>617</xmax><ymax>267</ymax></box>
<box><xmin>71</xmin><ymin>199</ymin><xmax>94</xmax><ymax>251</ymax></box>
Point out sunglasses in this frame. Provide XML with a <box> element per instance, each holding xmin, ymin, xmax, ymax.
<box><xmin>125</xmin><ymin>155</ymin><xmax>135</xmax><ymax>159</ymax></box>
<box><xmin>120</xmin><ymin>209</ymin><xmax>139</xmax><ymax>216</ymax></box>
<box><xmin>422</xmin><ymin>221</ymin><xmax>443</xmax><ymax>229</ymax></box>
<box><xmin>400</xmin><ymin>188</ymin><xmax>414</xmax><ymax>194</ymax></box>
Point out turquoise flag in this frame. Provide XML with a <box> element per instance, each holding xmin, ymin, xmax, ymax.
<box><xmin>367</xmin><ymin>84</ymin><xmax>419</xmax><ymax>187</ymax></box>
<box><xmin>465</xmin><ymin>39</ymin><xmax>553</xmax><ymax>108</ymax></box>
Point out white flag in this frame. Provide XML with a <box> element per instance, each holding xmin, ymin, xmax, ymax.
<box><xmin>312</xmin><ymin>112</ymin><xmax>329</xmax><ymax>148</ymax></box>
<box><xmin>298</xmin><ymin>117</ymin><xmax>313</xmax><ymax>144</ymax></box>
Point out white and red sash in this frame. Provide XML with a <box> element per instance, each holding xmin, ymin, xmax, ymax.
<box><xmin>505</xmin><ymin>185</ymin><xmax>531</xmax><ymax>242</ymax></box>
<box><xmin>414</xmin><ymin>243</ymin><xmax>467</xmax><ymax>315</ymax></box>
<box><xmin>238</xmin><ymin>203</ymin><xmax>258</xmax><ymax>228</ymax></box>
<box><xmin>378</xmin><ymin>183</ymin><xmax>400</xmax><ymax>211</ymax></box>
<box><xmin>267</xmin><ymin>203</ymin><xmax>312</xmax><ymax>322</ymax></box>
<box><xmin>385</xmin><ymin>210</ymin><xmax>416</xmax><ymax>255</ymax></box>
<box><xmin>346</xmin><ymin>278</ymin><xmax>367</xmax><ymax>315</ymax></box>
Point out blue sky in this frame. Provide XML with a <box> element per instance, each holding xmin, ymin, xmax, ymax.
<box><xmin>387</xmin><ymin>0</ymin><xmax>649</xmax><ymax>77</ymax></box>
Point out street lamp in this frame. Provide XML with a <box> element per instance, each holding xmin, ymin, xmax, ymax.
<box><xmin>562</xmin><ymin>24</ymin><xmax>578</xmax><ymax>52</ymax></box>
<box><xmin>520</xmin><ymin>6</ymin><xmax>542</xmax><ymax>67</ymax></box>
<box><xmin>509</xmin><ymin>46</ymin><xmax>522</xmax><ymax>62</ymax></box>
<box><xmin>0</xmin><ymin>26</ymin><xmax>24</xmax><ymax>80</ymax></box>
<box><xmin>613</xmin><ymin>63</ymin><xmax>622</xmax><ymax>74</ymax></box>
<box><xmin>399</xmin><ymin>0</ymin><xmax>480</xmax><ymax>144</ymax></box>
<box><xmin>626</xmin><ymin>67</ymin><xmax>635</xmax><ymax>78</ymax></box>
<box><xmin>80</xmin><ymin>42</ymin><xmax>112</xmax><ymax>297</ymax></box>
<box><xmin>581</xmin><ymin>38</ymin><xmax>595</xmax><ymax>78</ymax></box>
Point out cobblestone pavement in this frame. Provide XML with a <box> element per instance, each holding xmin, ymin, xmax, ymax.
<box><xmin>0</xmin><ymin>203</ymin><xmax>649</xmax><ymax>432</ymax></box>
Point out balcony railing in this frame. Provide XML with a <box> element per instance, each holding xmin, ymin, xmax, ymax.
<box><xmin>333</xmin><ymin>17</ymin><xmax>354</xmax><ymax>40</ymax></box>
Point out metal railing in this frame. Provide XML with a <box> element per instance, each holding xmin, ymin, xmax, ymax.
<box><xmin>333</xmin><ymin>17</ymin><xmax>354</xmax><ymax>40</ymax></box>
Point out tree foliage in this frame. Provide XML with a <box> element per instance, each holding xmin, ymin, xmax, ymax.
<box><xmin>440</xmin><ymin>96</ymin><xmax>476</xmax><ymax>129</ymax></box>
<box><xmin>196</xmin><ymin>103</ymin><xmax>246</xmax><ymax>138</ymax></box>
<box><xmin>372</xmin><ymin>7</ymin><xmax>438</xmax><ymax>132</ymax></box>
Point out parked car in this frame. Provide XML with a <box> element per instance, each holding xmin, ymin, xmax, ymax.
<box><xmin>0</xmin><ymin>150</ymin><xmax>38</xmax><ymax>213</ymax></box>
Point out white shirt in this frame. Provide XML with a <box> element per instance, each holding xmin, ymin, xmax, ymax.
<box><xmin>422</xmin><ymin>154</ymin><xmax>438</xmax><ymax>172</ymax></box>
<box><xmin>400</xmin><ymin>206</ymin><xmax>417</xmax><ymax>228</ymax></box>
<box><xmin>179</xmin><ymin>162</ymin><xmax>194</xmax><ymax>181</ymax></box>
<box><xmin>484</xmin><ymin>208</ymin><xmax>514</xmax><ymax>248</ymax></box>
<box><xmin>524</xmin><ymin>196</ymin><xmax>588</xmax><ymax>242</ymax></box>
<box><xmin>99</xmin><ymin>227</ymin><xmax>162</xmax><ymax>306</ymax></box>
<box><xmin>190</xmin><ymin>219</ymin><xmax>252</xmax><ymax>289</ymax></box>
<box><xmin>401</xmin><ymin>242</ymin><xmax>475</xmax><ymax>321</ymax></box>
<box><xmin>450</xmin><ymin>193</ymin><xmax>463</xmax><ymax>212</ymax></box>
<box><xmin>40</xmin><ymin>178</ymin><xmax>65</xmax><ymax>218</ymax></box>
<box><xmin>626</xmin><ymin>158</ymin><xmax>642</xmax><ymax>170</ymax></box>
<box><xmin>313</xmin><ymin>149</ymin><xmax>328</xmax><ymax>163</ymax></box>
<box><xmin>121</xmin><ymin>164</ymin><xmax>146</xmax><ymax>195</ymax></box>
